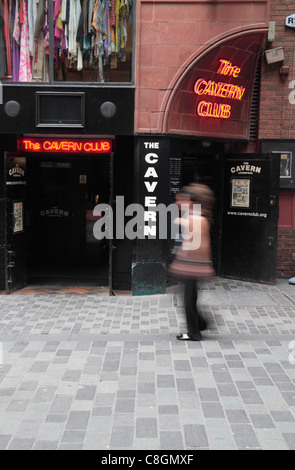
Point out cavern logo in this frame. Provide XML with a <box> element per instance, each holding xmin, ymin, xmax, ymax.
<box><xmin>230</xmin><ymin>162</ymin><xmax>261</xmax><ymax>175</ymax></box>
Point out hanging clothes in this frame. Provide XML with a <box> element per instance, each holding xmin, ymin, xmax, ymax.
<box><xmin>3</xmin><ymin>0</ymin><xmax>12</xmax><ymax>77</ymax></box>
<box><xmin>28</xmin><ymin>0</ymin><xmax>37</xmax><ymax>56</ymax></box>
<box><xmin>19</xmin><ymin>0</ymin><xmax>33</xmax><ymax>81</ymax></box>
<box><xmin>12</xmin><ymin>0</ymin><xmax>20</xmax><ymax>81</ymax></box>
<box><xmin>34</xmin><ymin>0</ymin><xmax>46</xmax><ymax>42</ymax></box>
<box><xmin>0</xmin><ymin>0</ymin><xmax>7</xmax><ymax>79</ymax></box>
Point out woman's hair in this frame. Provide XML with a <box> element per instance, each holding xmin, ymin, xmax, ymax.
<box><xmin>182</xmin><ymin>183</ymin><xmax>215</xmax><ymax>224</ymax></box>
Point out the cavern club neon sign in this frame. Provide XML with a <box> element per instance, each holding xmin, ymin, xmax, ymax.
<box><xmin>194</xmin><ymin>59</ymin><xmax>246</xmax><ymax>119</ymax></box>
<box><xmin>18</xmin><ymin>137</ymin><xmax>112</xmax><ymax>154</ymax></box>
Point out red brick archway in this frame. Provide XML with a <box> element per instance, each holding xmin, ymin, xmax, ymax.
<box><xmin>162</xmin><ymin>30</ymin><xmax>266</xmax><ymax>140</ymax></box>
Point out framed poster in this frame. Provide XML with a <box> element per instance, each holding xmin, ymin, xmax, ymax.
<box><xmin>13</xmin><ymin>202</ymin><xmax>24</xmax><ymax>233</ymax></box>
<box><xmin>231</xmin><ymin>179</ymin><xmax>251</xmax><ymax>208</ymax></box>
<box><xmin>275</xmin><ymin>151</ymin><xmax>292</xmax><ymax>178</ymax></box>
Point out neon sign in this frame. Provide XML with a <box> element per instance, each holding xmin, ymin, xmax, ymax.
<box><xmin>194</xmin><ymin>59</ymin><xmax>246</xmax><ymax>119</ymax></box>
<box><xmin>18</xmin><ymin>138</ymin><xmax>112</xmax><ymax>154</ymax></box>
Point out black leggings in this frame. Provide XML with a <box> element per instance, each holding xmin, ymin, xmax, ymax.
<box><xmin>184</xmin><ymin>279</ymin><xmax>206</xmax><ymax>339</ymax></box>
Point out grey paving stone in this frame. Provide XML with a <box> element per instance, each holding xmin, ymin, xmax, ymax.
<box><xmin>61</xmin><ymin>430</ymin><xmax>85</xmax><ymax>443</ymax></box>
<box><xmin>176</xmin><ymin>378</ymin><xmax>196</xmax><ymax>392</ymax></box>
<box><xmin>33</xmin><ymin>441</ymin><xmax>59</xmax><ymax>450</ymax></box>
<box><xmin>270</xmin><ymin>410</ymin><xmax>295</xmax><ymax>422</ymax></box>
<box><xmin>29</xmin><ymin>361</ymin><xmax>49</xmax><ymax>373</ymax></box>
<box><xmin>50</xmin><ymin>396</ymin><xmax>72</xmax><ymax>413</ymax></box>
<box><xmin>66</xmin><ymin>411</ymin><xmax>90</xmax><ymax>429</ymax></box>
<box><xmin>92</xmin><ymin>407</ymin><xmax>112</xmax><ymax>416</ymax></box>
<box><xmin>217</xmin><ymin>383</ymin><xmax>239</xmax><ymax>397</ymax></box>
<box><xmin>46</xmin><ymin>414</ymin><xmax>68</xmax><ymax>423</ymax></box>
<box><xmin>160</xmin><ymin>430</ymin><xmax>184</xmax><ymax>449</ymax></box>
<box><xmin>158</xmin><ymin>405</ymin><xmax>179</xmax><ymax>414</ymax></box>
<box><xmin>157</xmin><ymin>375</ymin><xmax>175</xmax><ymax>388</ymax></box>
<box><xmin>231</xmin><ymin>424</ymin><xmax>260</xmax><ymax>448</ymax></box>
<box><xmin>7</xmin><ymin>399</ymin><xmax>30</xmax><ymax>412</ymax></box>
<box><xmin>115</xmin><ymin>399</ymin><xmax>135</xmax><ymax>413</ymax></box>
<box><xmin>110</xmin><ymin>426</ymin><xmax>134</xmax><ymax>447</ymax></box>
<box><xmin>138</xmin><ymin>382</ymin><xmax>155</xmax><ymax>394</ymax></box>
<box><xmin>174</xmin><ymin>360</ymin><xmax>191</xmax><ymax>371</ymax></box>
<box><xmin>198</xmin><ymin>388</ymin><xmax>219</xmax><ymax>401</ymax></box>
<box><xmin>75</xmin><ymin>385</ymin><xmax>96</xmax><ymax>400</ymax></box>
<box><xmin>0</xmin><ymin>435</ymin><xmax>11</xmax><ymax>450</ymax></box>
<box><xmin>136</xmin><ymin>418</ymin><xmax>157</xmax><ymax>438</ymax></box>
<box><xmin>184</xmin><ymin>424</ymin><xmax>208</xmax><ymax>448</ymax></box>
<box><xmin>202</xmin><ymin>403</ymin><xmax>225</xmax><ymax>418</ymax></box>
<box><xmin>226</xmin><ymin>409</ymin><xmax>250</xmax><ymax>424</ymax></box>
<box><xmin>239</xmin><ymin>389</ymin><xmax>263</xmax><ymax>405</ymax></box>
<box><xmin>33</xmin><ymin>387</ymin><xmax>56</xmax><ymax>403</ymax></box>
<box><xmin>250</xmin><ymin>414</ymin><xmax>275</xmax><ymax>429</ymax></box>
<box><xmin>283</xmin><ymin>433</ymin><xmax>295</xmax><ymax>450</ymax></box>
<box><xmin>8</xmin><ymin>438</ymin><xmax>34</xmax><ymax>450</ymax></box>
<box><xmin>62</xmin><ymin>370</ymin><xmax>81</xmax><ymax>381</ymax></box>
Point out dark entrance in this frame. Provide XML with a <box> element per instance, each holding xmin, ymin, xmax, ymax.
<box><xmin>181</xmin><ymin>152</ymin><xmax>221</xmax><ymax>275</ymax></box>
<box><xmin>173</xmin><ymin>145</ymin><xmax>280</xmax><ymax>284</ymax></box>
<box><xmin>220</xmin><ymin>153</ymin><xmax>280</xmax><ymax>283</ymax></box>
<box><xmin>26</xmin><ymin>154</ymin><xmax>111</xmax><ymax>287</ymax></box>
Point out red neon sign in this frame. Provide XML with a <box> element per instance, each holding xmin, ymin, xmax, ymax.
<box><xmin>18</xmin><ymin>138</ymin><xmax>112</xmax><ymax>154</ymax></box>
<box><xmin>194</xmin><ymin>59</ymin><xmax>245</xmax><ymax>120</ymax></box>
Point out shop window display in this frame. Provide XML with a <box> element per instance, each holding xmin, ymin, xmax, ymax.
<box><xmin>0</xmin><ymin>0</ymin><xmax>133</xmax><ymax>82</ymax></box>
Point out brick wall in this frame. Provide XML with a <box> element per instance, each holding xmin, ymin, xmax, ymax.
<box><xmin>259</xmin><ymin>2</ymin><xmax>295</xmax><ymax>139</ymax></box>
<box><xmin>277</xmin><ymin>192</ymin><xmax>295</xmax><ymax>277</ymax></box>
<box><xmin>277</xmin><ymin>228</ymin><xmax>295</xmax><ymax>277</ymax></box>
<box><xmin>135</xmin><ymin>0</ymin><xmax>269</xmax><ymax>135</ymax></box>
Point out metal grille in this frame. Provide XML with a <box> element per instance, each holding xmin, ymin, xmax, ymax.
<box><xmin>249</xmin><ymin>55</ymin><xmax>262</xmax><ymax>143</ymax></box>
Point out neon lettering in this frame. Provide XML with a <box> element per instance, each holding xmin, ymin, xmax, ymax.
<box><xmin>194</xmin><ymin>58</ymin><xmax>245</xmax><ymax>120</ymax></box>
<box><xmin>194</xmin><ymin>79</ymin><xmax>245</xmax><ymax>101</ymax></box>
<box><xmin>217</xmin><ymin>59</ymin><xmax>241</xmax><ymax>77</ymax></box>
<box><xmin>18</xmin><ymin>138</ymin><xmax>112</xmax><ymax>154</ymax></box>
<box><xmin>197</xmin><ymin>101</ymin><xmax>231</xmax><ymax>119</ymax></box>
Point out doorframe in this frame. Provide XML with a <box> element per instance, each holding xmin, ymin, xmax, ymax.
<box><xmin>4</xmin><ymin>141</ymin><xmax>115</xmax><ymax>294</ymax></box>
<box><xmin>219</xmin><ymin>152</ymin><xmax>280</xmax><ymax>284</ymax></box>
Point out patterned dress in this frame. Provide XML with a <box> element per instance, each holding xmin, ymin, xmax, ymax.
<box><xmin>19</xmin><ymin>0</ymin><xmax>33</xmax><ymax>81</ymax></box>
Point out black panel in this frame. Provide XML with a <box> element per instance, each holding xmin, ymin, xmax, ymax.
<box><xmin>37</xmin><ymin>92</ymin><xmax>85</xmax><ymax>127</ymax></box>
<box><xmin>0</xmin><ymin>85</ymin><xmax>134</xmax><ymax>135</ymax></box>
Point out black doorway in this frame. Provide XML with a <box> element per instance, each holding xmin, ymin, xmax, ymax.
<box><xmin>26</xmin><ymin>154</ymin><xmax>111</xmax><ymax>287</ymax></box>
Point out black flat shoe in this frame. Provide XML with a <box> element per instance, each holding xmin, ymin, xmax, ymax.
<box><xmin>176</xmin><ymin>333</ymin><xmax>202</xmax><ymax>341</ymax></box>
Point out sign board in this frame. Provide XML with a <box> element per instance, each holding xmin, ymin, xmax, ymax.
<box><xmin>166</xmin><ymin>32</ymin><xmax>265</xmax><ymax>140</ymax></box>
<box><xmin>17</xmin><ymin>138</ymin><xmax>112</xmax><ymax>154</ymax></box>
<box><xmin>286</xmin><ymin>14</ymin><xmax>295</xmax><ymax>28</ymax></box>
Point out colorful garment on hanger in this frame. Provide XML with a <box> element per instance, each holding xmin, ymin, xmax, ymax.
<box><xmin>19</xmin><ymin>0</ymin><xmax>32</xmax><ymax>81</ymax></box>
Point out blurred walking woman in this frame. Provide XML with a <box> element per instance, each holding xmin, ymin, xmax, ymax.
<box><xmin>169</xmin><ymin>184</ymin><xmax>215</xmax><ymax>341</ymax></box>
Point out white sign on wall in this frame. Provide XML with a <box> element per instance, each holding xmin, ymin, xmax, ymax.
<box><xmin>286</xmin><ymin>14</ymin><xmax>295</xmax><ymax>28</ymax></box>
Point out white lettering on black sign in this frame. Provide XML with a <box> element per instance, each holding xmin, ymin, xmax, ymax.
<box><xmin>143</xmin><ymin>142</ymin><xmax>159</xmax><ymax>237</ymax></box>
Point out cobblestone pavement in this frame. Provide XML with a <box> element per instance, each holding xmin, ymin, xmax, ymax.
<box><xmin>0</xmin><ymin>278</ymin><xmax>295</xmax><ymax>450</ymax></box>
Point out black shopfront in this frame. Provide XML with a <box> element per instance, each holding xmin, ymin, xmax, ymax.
<box><xmin>132</xmin><ymin>136</ymin><xmax>280</xmax><ymax>295</ymax></box>
<box><xmin>0</xmin><ymin>0</ymin><xmax>135</xmax><ymax>293</ymax></box>
<box><xmin>0</xmin><ymin>84</ymin><xmax>135</xmax><ymax>294</ymax></box>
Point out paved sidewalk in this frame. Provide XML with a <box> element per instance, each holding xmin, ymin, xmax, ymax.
<box><xmin>0</xmin><ymin>278</ymin><xmax>295</xmax><ymax>450</ymax></box>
